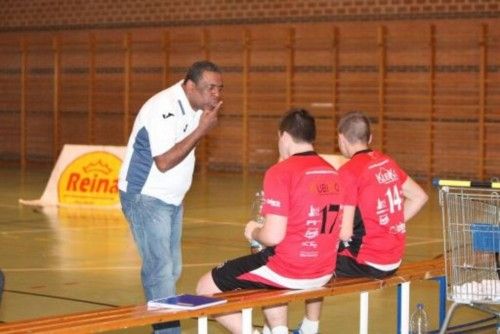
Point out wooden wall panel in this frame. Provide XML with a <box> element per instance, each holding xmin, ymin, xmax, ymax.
<box><xmin>248</xmin><ymin>117</ymin><xmax>279</xmax><ymax>171</ymax></box>
<box><xmin>385</xmin><ymin>121</ymin><xmax>430</xmax><ymax>177</ymax></box>
<box><xmin>59</xmin><ymin>34</ymin><xmax>90</xmax><ymax>147</ymax></box>
<box><xmin>337</xmin><ymin>25</ymin><xmax>381</xmax><ymax>150</ymax></box>
<box><xmin>92</xmin><ymin>32</ymin><xmax>126</xmax><ymax>145</ymax></box>
<box><xmin>0</xmin><ymin>38</ymin><xmax>21</xmax><ymax>161</ymax></box>
<box><xmin>207</xmin><ymin>28</ymin><xmax>245</xmax><ymax>171</ymax></box>
<box><xmin>1</xmin><ymin>19</ymin><xmax>500</xmax><ymax>179</ymax></box>
<box><xmin>484</xmin><ymin>22</ymin><xmax>500</xmax><ymax>179</ymax></box>
<box><xmin>206</xmin><ymin>117</ymin><xmax>244</xmax><ymax>172</ymax></box>
<box><xmin>169</xmin><ymin>28</ymin><xmax>206</xmax><ymax>71</ymax></box>
<box><xmin>315</xmin><ymin>116</ymin><xmax>337</xmax><ymax>155</ymax></box>
<box><xmin>130</xmin><ymin>31</ymin><xmax>164</xmax><ymax>119</ymax></box>
<box><xmin>384</xmin><ymin>23</ymin><xmax>432</xmax><ymax>177</ymax></box>
<box><xmin>294</xmin><ymin>24</ymin><xmax>337</xmax><ymax>154</ymax></box>
<box><xmin>433</xmin><ymin>122</ymin><xmax>480</xmax><ymax>178</ymax></box>
<box><xmin>25</xmin><ymin>35</ymin><xmax>54</xmax><ymax>162</ymax></box>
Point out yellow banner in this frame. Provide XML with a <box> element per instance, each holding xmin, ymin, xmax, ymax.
<box><xmin>58</xmin><ymin>151</ymin><xmax>121</xmax><ymax>206</ymax></box>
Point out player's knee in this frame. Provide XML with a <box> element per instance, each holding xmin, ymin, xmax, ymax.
<box><xmin>196</xmin><ymin>271</ymin><xmax>218</xmax><ymax>295</ymax></box>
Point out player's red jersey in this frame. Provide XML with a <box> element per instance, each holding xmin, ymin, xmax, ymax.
<box><xmin>340</xmin><ymin>149</ymin><xmax>408</xmax><ymax>266</ymax></box>
<box><xmin>261</xmin><ymin>152</ymin><xmax>344</xmax><ymax>279</ymax></box>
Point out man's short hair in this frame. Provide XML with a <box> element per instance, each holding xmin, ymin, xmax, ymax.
<box><xmin>337</xmin><ymin>111</ymin><xmax>371</xmax><ymax>144</ymax></box>
<box><xmin>183</xmin><ymin>60</ymin><xmax>221</xmax><ymax>85</ymax></box>
<box><xmin>279</xmin><ymin>108</ymin><xmax>316</xmax><ymax>143</ymax></box>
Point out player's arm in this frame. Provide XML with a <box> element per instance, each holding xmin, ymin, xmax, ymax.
<box><xmin>402</xmin><ymin>177</ymin><xmax>428</xmax><ymax>222</ymax></box>
<box><xmin>339</xmin><ymin>204</ymin><xmax>355</xmax><ymax>241</ymax></box>
<box><xmin>245</xmin><ymin>214</ymin><xmax>287</xmax><ymax>247</ymax></box>
<box><xmin>154</xmin><ymin>101</ymin><xmax>222</xmax><ymax>172</ymax></box>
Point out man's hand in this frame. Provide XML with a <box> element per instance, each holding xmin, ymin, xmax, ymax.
<box><xmin>244</xmin><ymin>220</ymin><xmax>262</xmax><ymax>242</ymax></box>
<box><xmin>198</xmin><ymin>100</ymin><xmax>222</xmax><ymax>135</ymax></box>
<box><xmin>153</xmin><ymin>100</ymin><xmax>222</xmax><ymax>173</ymax></box>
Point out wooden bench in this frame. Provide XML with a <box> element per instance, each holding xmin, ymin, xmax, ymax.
<box><xmin>0</xmin><ymin>257</ymin><xmax>444</xmax><ymax>334</ymax></box>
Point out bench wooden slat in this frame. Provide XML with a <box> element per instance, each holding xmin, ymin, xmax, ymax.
<box><xmin>0</xmin><ymin>257</ymin><xmax>444</xmax><ymax>333</ymax></box>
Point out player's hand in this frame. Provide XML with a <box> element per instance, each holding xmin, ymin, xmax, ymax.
<box><xmin>244</xmin><ymin>220</ymin><xmax>261</xmax><ymax>241</ymax></box>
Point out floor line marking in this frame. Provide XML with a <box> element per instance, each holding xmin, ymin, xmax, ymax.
<box><xmin>0</xmin><ymin>217</ymin><xmax>241</xmax><ymax>235</ymax></box>
<box><xmin>185</xmin><ymin>217</ymin><xmax>243</xmax><ymax>227</ymax></box>
<box><xmin>0</xmin><ymin>204</ymin><xmax>23</xmax><ymax>209</ymax></box>
<box><xmin>0</xmin><ymin>226</ymin><xmax>126</xmax><ymax>234</ymax></box>
<box><xmin>406</xmin><ymin>239</ymin><xmax>443</xmax><ymax>247</ymax></box>
<box><xmin>406</xmin><ymin>234</ymin><xmax>442</xmax><ymax>241</ymax></box>
<box><xmin>4</xmin><ymin>289</ymin><xmax>119</xmax><ymax>307</ymax></box>
<box><xmin>2</xmin><ymin>262</ymin><xmax>220</xmax><ymax>272</ymax></box>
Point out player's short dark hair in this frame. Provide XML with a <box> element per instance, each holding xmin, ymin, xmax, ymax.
<box><xmin>183</xmin><ymin>60</ymin><xmax>221</xmax><ymax>85</ymax></box>
<box><xmin>279</xmin><ymin>108</ymin><xmax>316</xmax><ymax>144</ymax></box>
<box><xmin>337</xmin><ymin>111</ymin><xmax>371</xmax><ymax>144</ymax></box>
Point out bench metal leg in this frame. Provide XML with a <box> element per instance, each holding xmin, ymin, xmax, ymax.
<box><xmin>434</xmin><ymin>275</ymin><xmax>447</xmax><ymax>327</ymax></box>
<box><xmin>198</xmin><ymin>316</ymin><xmax>208</xmax><ymax>334</ymax></box>
<box><xmin>438</xmin><ymin>301</ymin><xmax>461</xmax><ymax>334</ymax></box>
<box><xmin>360</xmin><ymin>291</ymin><xmax>369</xmax><ymax>334</ymax></box>
<box><xmin>242</xmin><ymin>307</ymin><xmax>253</xmax><ymax>334</ymax></box>
<box><xmin>397</xmin><ymin>282</ymin><xmax>410</xmax><ymax>334</ymax></box>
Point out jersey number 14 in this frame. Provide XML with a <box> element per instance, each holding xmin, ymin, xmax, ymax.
<box><xmin>385</xmin><ymin>185</ymin><xmax>402</xmax><ymax>214</ymax></box>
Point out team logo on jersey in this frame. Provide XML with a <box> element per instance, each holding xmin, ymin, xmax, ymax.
<box><xmin>375</xmin><ymin>167</ymin><xmax>399</xmax><ymax>184</ymax></box>
<box><xmin>306</xmin><ymin>219</ymin><xmax>320</xmax><ymax>226</ymax></box>
<box><xmin>301</xmin><ymin>241</ymin><xmax>318</xmax><ymax>248</ymax></box>
<box><xmin>389</xmin><ymin>222</ymin><xmax>406</xmax><ymax>234</ymax></box>
<box><xmin>304</xmin><ymin>227</ymin><xmax>319</xmax><ymax>239</ymax></box>
<box><xmin>308</xmin><ymin>205</ymin><xmax>321</xmax><ymax>217</ymax></box>
<box><xmin>379</xmin><ymin>214</ymin><xmax>390</xmax><ymax>225</ymax></box>
<box><xmin>310</xmin><ymin>181</ymin><xmax>340</xmax><ymax>195</ymax></box>
<box><xmin>58</xmin><ymin>151</ymin><xmax>121</xmax><ymax>206</ymax></box>
<box><xmin>376</xmin><ymin>198</ymin><xmax>388</xmax><ymax>215</ymax></box>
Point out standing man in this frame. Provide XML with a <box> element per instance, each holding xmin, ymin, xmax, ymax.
<box><xmin>197</xmin><ymin>109</ymin><xmax>346</xmax><ymax>334</ymax></box>
<box><xmin>293</xmin><ymin>111</ymin><xmax>428</xmax><ymax>334</ymax></box>
<box><xmin>119</xmin><ymin>61</ymin><xmax>223</xmax><ymax>334</ymax></box>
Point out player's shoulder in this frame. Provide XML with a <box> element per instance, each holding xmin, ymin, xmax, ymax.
<box><xmin>141</xmin><ymin>88</ymin><xmax>183</xmax><ymax>120</ymax></box>
<box><xmin>266</xmin><ymin>159</ymin><xmax>288</xmax><ymax>175</ymax></box>
<box><xmin>372</xmin><ymin>150</ymin><xmax>403</xmax><ymax>170</ymax></box>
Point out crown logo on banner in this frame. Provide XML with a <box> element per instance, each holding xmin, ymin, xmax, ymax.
<box><xmin>83</xmin><ymin>160</ymin><xmax>113</xmax><ymax>175</ymax></box>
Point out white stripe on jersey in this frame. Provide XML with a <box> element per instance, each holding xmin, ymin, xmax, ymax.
<box><xmin>368</xmin><ymin>159</ymin><xmax>389</xmax><ymax>169</ymax></box>
<box><xmin>364</xmin><ymin>259</ymin><xmax>401</xmax><ymax>271</ymax></box>
<box><xmin>250</xmin><ymin>266</ymin><xmax>333</xmax><ymax>290</ymax></box>
<box><xmin>305</xmin><ymin>170</ymin><xmax>338</xmax><ymax>175</ymax></box>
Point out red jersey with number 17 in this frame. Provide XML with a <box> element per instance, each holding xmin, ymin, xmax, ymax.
<box><xmin>261</xmin><ymin>152</ymin><xmax>344</xmax><ymax>279</ymax></box>
<box><xmin>340</xmin><ymin>150</ymin><xmax>408</xmax><ymax>266</ymax></box>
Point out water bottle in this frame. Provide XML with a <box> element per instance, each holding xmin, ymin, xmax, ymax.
<box><xmin>249</xmin><ymin>191</ymin><xmax>265</xmax><ymax>254</ymax></box>
<box><xmin>410</xmin><ymin>303</ymin><xmax>429</xmax><ymax>334</ymax></box>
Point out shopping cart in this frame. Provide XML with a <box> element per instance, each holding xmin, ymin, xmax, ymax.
<box><xmin>435</xmin><ymin>179</ymin><xmax>500</xmax><ymax>333</ymax></box>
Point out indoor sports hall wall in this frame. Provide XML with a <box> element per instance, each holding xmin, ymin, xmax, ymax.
<box><xmin>0</xmin><ymin>0</ymin><xmax>499</xmax><ymax>179</ymax></box>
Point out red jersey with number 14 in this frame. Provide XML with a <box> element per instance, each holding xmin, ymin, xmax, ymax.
<box><xmin>261</xmin><ymin>152</ymin><xmax>344</xmax><ymax>279</ymax></box>
<box><xmin>340</xmin><ymin>150</ymin><xmax>408</xmax><ymax>266</ymax></box>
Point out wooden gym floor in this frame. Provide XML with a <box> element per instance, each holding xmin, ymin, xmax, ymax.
<box><xmin>0</xmin><ymin>166</ymin><xmax>496</xmax><ymax>333</ymax></box>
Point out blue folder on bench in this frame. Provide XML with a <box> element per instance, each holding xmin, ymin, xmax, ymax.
<box><xmin>147</xmin><ymin>294</ymin><xmax>227</xmax><ymax>310</ymax></box>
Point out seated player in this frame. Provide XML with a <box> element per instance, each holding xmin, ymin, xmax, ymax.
<box><xmin>196</xmin><ymin>108</ymin><xmax>348</xmax><ymax>334</ymax></box>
